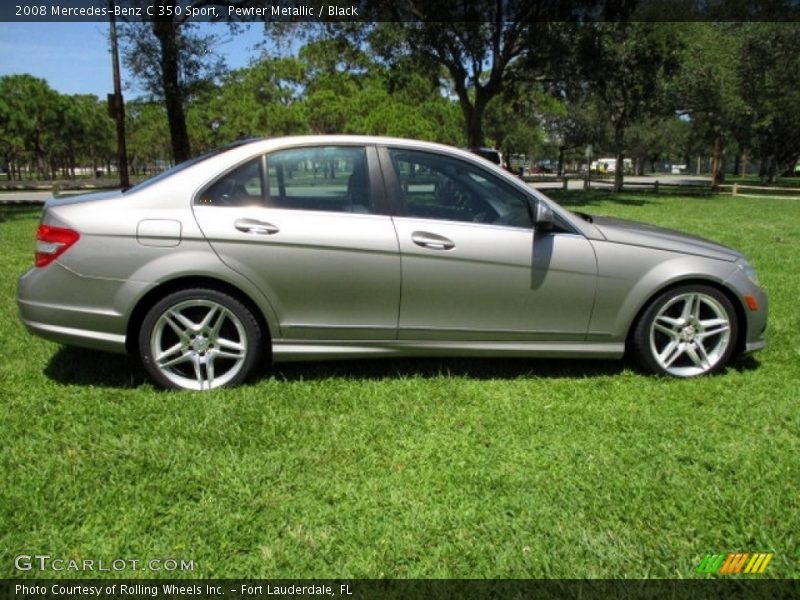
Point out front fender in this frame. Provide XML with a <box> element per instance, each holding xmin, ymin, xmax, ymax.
<box><xmin>588</xmin><ymin>241</ymin><xmax>738</xmax><ymax>340</ymax></box>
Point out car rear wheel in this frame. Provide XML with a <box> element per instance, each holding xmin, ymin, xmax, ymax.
<box><xmin>139</xmin><ymin>288</ymin><xmax>264</xmax><ymax>390</ymax></box>
<box><xmin>631</xmin><ymin>285</ymin><xmax>738</xmax><ymax>377</ymax></box>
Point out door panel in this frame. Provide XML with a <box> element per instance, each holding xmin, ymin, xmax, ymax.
<box><xmin>192</xmin><ymin>145</ymin><xmax>400</xmax><ymax>340</ymax></box>
<box><xmin>194</xmin><ymin>207</ymin><xmax>400</xmax><ymax>340</ymax></box>
<box><xmin>393</xmin><ymin>218</ymin><xmax>597</xmax><ymax>340</ymax></box>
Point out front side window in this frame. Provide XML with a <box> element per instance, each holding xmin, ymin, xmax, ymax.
<box><xmin>267</xmin><ymin>146</ymin><xmax>373</xmax><ymax>214</ymax></box>
<box><xmin>196</xmin><ymin>158</ymin><xmax>264</xmax><ymax>206</ymax></box>
<box><xmin>388</xmin><ymin>149</ymin><xmax>532</xmax><ymax>228</ymax></box>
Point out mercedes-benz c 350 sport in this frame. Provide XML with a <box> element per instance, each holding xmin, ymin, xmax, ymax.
<box><xmin>17</xmin><ymin>136</ymin><xmax>768</xmax><ymax>390</ymax></box>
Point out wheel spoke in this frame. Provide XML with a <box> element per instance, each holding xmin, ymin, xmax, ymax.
<box><xmin>656</xmin><ymin>315</ymin><xmax>683</xmax><ymax>329</ymax></box>
<box><xmin>160</xmin><ymin>351</ymin><xmax>193</xmax><ymax>369</ymax></box>
<box><xmin>209</xmin><ymin>308</ymin><xmax>229</xmax><ymax>337</ymax></box>
<box><xmin>206</xmin><ymin>357</ymin><xmax>215</xmax><ymax>387</ymax></box>
<box><xmin>698</xmin><ymin>318</ymin><xmax>730</xmax><ymax>339</ymax></box>
<box><xmin>162</xmin><ymin>312</ymin><xmax>189</xmax><ymax>340</ymax></box>
<box><xmin>216</xmin><ymin>336</ymin><xmax>244</xmax><ymax>352</ymax></box>
<box><xmin>156</xmin><ymin>341</ymin><xmax>185</xmax><ymax>363</ymax></box>
<box><xmin>685</xmin><ymin>343</ymin><xmax>711</xmax><ymax>370</ymax></box>
<box><xmin>659</xmin><ymin>341</ymin><xmax>684</xmax><ymax>367</ymax></box>
<box><xmin>213</xmin><ymin>348</ymin><xmax>244</xmax><ymax>360</ymax></box>
<box><xmin>168</xmin><ymin>309</ymin><xmax>197</xmax><ymax>332</ymax></box>
<box><xmin>679</xmin><ymin>294</ymin><xmax>697</xmax><ymax>321</ymax></box>
<box><xmin>192</xmin><ymin>357</ymin><xmax>205</xmax><ymax>389</ymax></box>
<box><xmin>695</xmin><ymin>341</ymin><xmax>712</xmax><ymax>368</ymax></box>
<box><xmin>198</xmin><ymin>305</ymin><xmax>217</xmax><ymax>328</ymax></box>
<box><xmin>653</xmin><ymin>322</ymin><xmax>679</xmax><ymax>339</ymax></box>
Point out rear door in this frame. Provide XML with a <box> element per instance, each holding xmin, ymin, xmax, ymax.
<box><xmin>192</xmin><ymin>145</ymin><xmax>400</xmax><ymax>341</ymax></box>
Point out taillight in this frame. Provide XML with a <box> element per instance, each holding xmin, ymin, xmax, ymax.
<box><xmin>35</xmin><ymin>225</ymin><xmax>80</xmax><ymax>268</ymax></box>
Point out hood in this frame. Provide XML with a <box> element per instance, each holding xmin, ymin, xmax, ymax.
<box><xmin>45</xmin><ymin>189</ymin><xmax>124</xmax><ymax>208</ymax></box>
<box><xmin>589</xmin><ymin>215</ymin><xmax>741</xmax><ymax>262</ymax></box>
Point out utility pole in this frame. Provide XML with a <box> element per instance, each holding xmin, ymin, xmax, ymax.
<box><xmin>108</xmin><ymin>0</ymin><xmax>130</xmax><ymax>188</ymax></box>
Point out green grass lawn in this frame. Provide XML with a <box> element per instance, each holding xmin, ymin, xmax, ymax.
<box><xmin>1</xmin><ymin>192</ymin><xmax>798</xmax><ymax>579</ymax></box>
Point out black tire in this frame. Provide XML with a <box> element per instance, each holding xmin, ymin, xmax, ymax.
<box><xmin>630</xmin><ymin>284</ymin><xmax>738</xmax><ymax>377</ymax></box>
<box><xmin>139</xmin><ymin>287</ymin><xmax>264</xmax><ymax>390</ymax></box>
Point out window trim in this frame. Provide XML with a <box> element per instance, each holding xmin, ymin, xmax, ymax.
<box><xmin>263</xmin><ymin>144</ymin><xmax>390</xmax><ymax>216</ymax></box>
<box><xmin>193</xmin><ymin>155</ymin><xmax>267</xmax><ymax>207</ymax></box>
<box><xmin>377</xmin><ymin>145</ymin><xmax>535</xmax><ymax>229</ymax></box>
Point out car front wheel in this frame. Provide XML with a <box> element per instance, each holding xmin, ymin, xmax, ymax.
<box><xmin>631</xmin><ymin>285</ymin><xmax>738</xmax><ymax>377</ymax></box>
<box><xmin>139</xmin><ymin>288</ymin><xmax>264</xmax><ymax>390</ymax></box>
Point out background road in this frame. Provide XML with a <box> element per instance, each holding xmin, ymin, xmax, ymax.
<box><xmin>0</xmin><ymin>174</ymin><xmax>712</xmax><ymax>204</ymax></box>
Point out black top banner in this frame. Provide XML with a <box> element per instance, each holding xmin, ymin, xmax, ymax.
<box><xmin>2</xmin><ymin>0</ymin><xmax>800</xmax><ymax>23</ymax></box>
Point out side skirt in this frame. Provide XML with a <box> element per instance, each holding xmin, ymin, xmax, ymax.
<box><xmin>271</xmin><ymin>340</ymin><xmax>625</xmax><ymax>363</ymax></box>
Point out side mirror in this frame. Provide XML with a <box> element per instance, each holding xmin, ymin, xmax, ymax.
<box><xmin>534</xmin><ymin>200</ymin><xmax>555</xmax><ymax>231</ymax></box>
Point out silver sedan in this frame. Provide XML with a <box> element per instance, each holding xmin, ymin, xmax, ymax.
<box><xmin>17</xmin><ymin>136</ymin><xmax>768</xmax><ymax>390</ymax></box>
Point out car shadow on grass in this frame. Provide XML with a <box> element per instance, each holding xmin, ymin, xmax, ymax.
<box><xmin>43</xmin><ymin>346</ymin><xmax>760</xmax><ymax>388</ymax></box>
<box><xmin>44</xmin><ymin>345</ymin><xmax>626</xmax><ymax>388</ymax></box>
<box><xmin>45</xmin><ymin>347</ymin><xmax>148</xmax><ymax>388</ymax></box>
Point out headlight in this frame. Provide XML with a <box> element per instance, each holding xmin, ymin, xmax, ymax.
<box><xmin>737</xmin><ymin>259</ymin><xmax>759</xmax><ymax>286</ymax></box>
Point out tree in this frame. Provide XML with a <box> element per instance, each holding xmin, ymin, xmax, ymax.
<box><xmin>674</xmin><ymin>23</ymin><xmax>746</xmax><ymax>185</ymax></box>
<box><xmin>371</xmin><ymin>2</ymin><xmax>582</xmax><ymax>148</ymax></box>
<box><xmin>120</xmin><ymin>2</ymin><xmax>238</xmax><ymax>163</ymax></box>
<box><xmin>125</xmin><ymin>100</ymin><xmax>172</xmax><ymax>174</ymax></box>
<box><xmin>0</xmin><ymin>74</ymin><xmax>62</xmax><ymax>178</ymax></box>
<box><xmin>737</xmin><ymin>23</ymin><xmax>800</xmax><ymax>182</ymax></box>
<box><xmin>574</xmin><ymin>22</ymin><xmax>683</xmax><ymax>191</ymax></box>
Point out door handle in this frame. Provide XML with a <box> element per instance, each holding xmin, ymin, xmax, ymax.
<box><xmin>411</xmin><ymin>231</ymin><xmax>455</xmax><ymax>250</ymax></box>
<box><xmin>234</xmin><ymin>218</ymin><xmax>279</xmax><ymax>235</ymax></box>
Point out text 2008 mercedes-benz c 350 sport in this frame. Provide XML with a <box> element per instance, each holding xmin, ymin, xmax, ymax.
<box><xmin>17</xmin><ymin>136</ymin><xmax>768</xmax><ymax>390</ymax></box>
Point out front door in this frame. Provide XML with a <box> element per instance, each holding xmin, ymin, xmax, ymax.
<box><xmin>382</xmin><ymin>147</ymin><xmax>597</xmax><ymax>341</ymax></box>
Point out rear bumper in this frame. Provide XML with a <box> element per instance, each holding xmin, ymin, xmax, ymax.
<box><xmin>17</xmin><ymin>263</ymin><xmax>142</xmax><ymax>354</ymax></box>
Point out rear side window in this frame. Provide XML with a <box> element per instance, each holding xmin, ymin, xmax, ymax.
<box><xmin>196</xmin><ymin>158</ymin><xmax>264</xmax><ymax>206</ymax></box>
<box><xmin>266</xmin><ymin>146</ymin><xmax>373</xmax><ymax>214</ymax></box>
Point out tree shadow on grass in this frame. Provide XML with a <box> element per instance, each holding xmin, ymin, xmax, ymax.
<box><xmin>546</xmin><ymin>188</ymin><xmax>713</xmax><ymax>209</ymax></box>
<box><xmin>44</xmin><ymin>345</ymin><xmax>626</xmax><ymax>389</ymax></box>
<box><xmin>0</xmin><ymin>205</ymin><xmax>42</xmax><ymax>222</ymax></box>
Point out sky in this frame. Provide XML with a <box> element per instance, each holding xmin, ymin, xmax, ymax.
<box><xmin>0</xmin><ymin>22</ymin><xmax>268</xmax><ymax>98</ymax></box>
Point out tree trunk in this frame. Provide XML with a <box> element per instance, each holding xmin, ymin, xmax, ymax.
<box><xmin>710</xmin><ymin>135</ymin><xmax>726</xmax><ymax>186</ymax></box>
<box><xmin>152</xmin><ymin>18</ymin><xmax>191</xmax><ymax>164</ymax></box>
<box><xmin>612</xmin><ymin>124</ymin><xmax>625</xmax><ymax>193</ymax></box>
<box><xmin>465</xmin><ymin>102</ymin><xmax>486</xmax><ymax>149</ymax></box>
<box><xmin>614</xmin><ymin>151</ymin><xmax>624</xmax><ymax>193</ymax></box>
<box><xmin>557</xmin><ymin>146</ymin><xmax>565</xmax><ymax>177</ymax></box>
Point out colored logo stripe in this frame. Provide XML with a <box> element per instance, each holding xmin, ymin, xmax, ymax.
<box><xmin>697</xmin><ymin>552</ymin><xmax>774</xmax><ymax>574</ymax></box>
<box><xmin>696</xmin><ymin>554</ymin><xmax>726</xmax><ymax>573</ymax></box>
<box><xmin>744</xmin><ymin>553</ymin><xmax>774</xmax><ymax>574</ymax></box>
<box><xmin>720</xmin><ymin>553</ymin><xmax>749</xmax><ymax>574</ymax></box>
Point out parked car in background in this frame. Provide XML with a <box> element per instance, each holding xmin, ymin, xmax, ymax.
<box><xmin>468</xmin><ymin>147</ymin><xmax>503</xmax><ymax>166</ymax></box>
<box><xmin>18</xmin><ymin>136</ymin><xmax>767</xmax><ymax>390</ymax></box>
<box><xmin>592</xmin><ymin>157</ymin><xmax>633</xmax><ymax>174</ymax></box>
